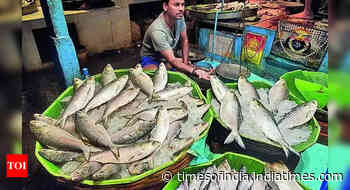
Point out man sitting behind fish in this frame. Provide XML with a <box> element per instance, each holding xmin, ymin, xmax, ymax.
<box><xmin>140</xmin><ymin>0</ymin><xmax>213</xmax><ymax>80</ymax></box>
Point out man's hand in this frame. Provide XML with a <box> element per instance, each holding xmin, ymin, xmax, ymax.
<box><xmin>194</xmin><ymin>69</ymin><xmax>212</xmax><ymax>80</ymax></box>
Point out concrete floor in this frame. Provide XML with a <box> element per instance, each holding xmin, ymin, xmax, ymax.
<box><xmin>22</xmin><ymin>46</ymin><xmax>148</xmax><ymax>190</ymax></box>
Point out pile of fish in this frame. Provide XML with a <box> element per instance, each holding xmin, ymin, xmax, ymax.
<box><xmin>176</xmin><ymin>159</ymin><xmax>303</xmax><ymax>190</ymax></box>
<box><xmin>30</xmin><ymin>63</ymin><xmax>211</xmax><ymax>182</ymax></box>
<box><xmin>210</xmin><ymin>76</ymin><xmax>318</xmax><ymax>157</ymax></box>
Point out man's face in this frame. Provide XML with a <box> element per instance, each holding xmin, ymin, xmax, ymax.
<box><xmin>163</xmin><ymin>0</ymin><xmax>185</xmax><ymax>19</ymax></box>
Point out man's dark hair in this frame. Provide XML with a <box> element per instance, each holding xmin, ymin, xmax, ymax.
<box><xmin>162</xmin><ymin>0</ymin><xmax>169</xmax><ymax>5</ymax></box>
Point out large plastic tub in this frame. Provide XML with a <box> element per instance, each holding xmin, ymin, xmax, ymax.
<box><xmin>206</xmin><ymin>81</ymin><xmax>320</xmax><ymax>153</ymax></box>
<box><xmin>35</xmin><ymin>69</ymin><xmax>214</xmax><ymax>186</ymax></box>
<box><xmin>163</xmin><ymin>152</ymin><xmax>311</xmax><ymax>190</ymax></box>
<box><xmin>280</xmin><ymin>70</ymin><xmax>328</xmax><ymax>106</ymax></box>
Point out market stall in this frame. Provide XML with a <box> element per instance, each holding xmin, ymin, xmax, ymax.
<box><xmin>22</xmin><ymin>0</ymin><xmax>330</xmax><ymax>189</ymax></box>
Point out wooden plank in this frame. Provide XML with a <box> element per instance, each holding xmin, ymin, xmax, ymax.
<box><xmin>40</xmin><ymin>0</ymin><xmax>81</xmax><ymax>87</ymax></box>
<box><xmin>22</xmin><ymin>7</ymin><xmax>88</xmax><ymax>22</ymax></box>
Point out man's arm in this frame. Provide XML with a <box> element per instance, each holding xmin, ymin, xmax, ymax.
<box><xmin>180</xmin><ymin>28</ymin><xmax>189</xmax><ymax>65</ymax></box>
<box><xmin>159</xmin><ymin>49</ymin><xmax>195</xmax><ymax>73</ymax></box>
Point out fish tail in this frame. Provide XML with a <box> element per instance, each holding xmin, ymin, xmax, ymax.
<box><xmin>281</xmin><ymin>143</ymin><xmax>289</xmax><ymax>158</ymax></box>
<box><xmin>57</xmin><ymin>117</ymin><xmax>67</xmax><ymax>128</ymax></box>
<box><xmin>224</xmin><ymin>131</ymin><xmax>245</xmax><ymax>149</ymax></box>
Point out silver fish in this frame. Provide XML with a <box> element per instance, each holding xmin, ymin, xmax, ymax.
<box><xmin>165</xmin><ymin>120</ymin><xmax>182</xmax><ymax>144</ymax></box>
<box><xmin>75</xmin><ymin>111</ymin><xmax>118</xmax><ymax>158</ymax></box>
<box><xmin>71</xmin><ymin>161</ymin><xmax>102</xmax><ymax>182</ymax></box>
<box><xmin>220</xmin><ymin>90</ymin><xmax>245</xmax><ymax>149</ymax></box>
<box><xmin>84</xmin><ymin>75</ymin><xmax>128</xmax><ymax>112</ymax></box>
<box><xmin>105</xmin><ymin>114</ymin><xmax>130</xmax><ymax>133</ymax></box>
<box><xmin>250</xmin><ymin>179</ymin><xmax>267</xmax><ymax>190</ymax></box>
<box><xmin>57</xmin><ymin>76</ymin><xmax>95</xmax><ymax>128</ymax></box>
<box><xmin>101</xmin><ymin>64</ymin><xmax>117</xmax><ymax>86</ymax></box>
<box><xmin>30</xmin><ymin>120</ymin><xmax>92</xmax><ymax>160</ymax></box>
<box><xmin>269</xmin><ymin>79</ymin><xmax>289</xmax><ymax>113</ymax></box>
<box><xmin>238</xmin><ymin>75</ymin><xmax>259</xmax><ymax>101</ymax></box>
<box><xmin>73</xmin><ymin>78</ymin><xmax>84</xmax><ymax>92</ymax></box>
<box><xmin>153</xmin><ymin>62</ymin><xmax>168</xmax><ymax>92</ymax></box>
<box><xmin>167</xmin><ymin>82</ymin><xmax>184</xmax><ymax>89</ymax></box>
<box><xmin>249</xmin><ymin>99</ymin><xmax>300</xmax><ymax>158</ymax></box>
<box><xmin>129</xmin><ymin>138</ymin><xmax>194</xmax><ymax>175</ymax></box>
<box><xmin>60</xmin><ymin>161</ymin><xmax>82</xmax><ymax>175</ymax></box>
<box><xmin>150</xmin><ymin>107</ymin><xmax>169</xmax><ymax>144</ymax></box>
<box><xmin>38</xmin><ymin>149</ymin><xmax>85</xmax><ymax>164</ymax></box>
<box><xmin>92</xmin><ymin>163</ymin><xmax>121</xmax><ymax>180</ymax></box>
<box><xmin>153</xmin><ymin>87</ymin><xmax>193</xmax><ymax>101</ymax></box>
<box><xmin>179</xmin><ymin>122</ymin><xmax>209</xmax><ymax>139</ymax></box>
<box><xmin>89</xmin><ymin>141</ymin><xmax>160</xmax><ymax>164</ymax></box>
<box><xmin>130</xmin><ymin>64</ymin><xmax>154</xmax><ymax>98</ymax></box>
<box><xmin>87</xmin><ymin>104</ymin><xmax>106</xmax><ymax>125</ymax></box>
<box><xmin>33</xmin><ymin>113</ymin><xmax>57</xmax><ymax>126</ymax></box>
<box><xmin>210</xmin><ymin>75</ymin><xmax>229</xmax><ymax>103</ymax></box>
<box><xmin>103</xmin><ymin>88</ymin><xmax>140</xmax><ymax>122</ymax></box>
<box><xmin>126</xmin><ymin>108</ymin><xmax>158</xmax><ymax>121</ymax></box>
<box><xmin>180</xmin><ymin>95</ymin><xmax>205</xmax><ymax>106</ymax></box>
<box><xmin>278</xmin><ymin>100</ymin><xmax>318</xmax><ymax>129</ymax></box>
<box><xmin>211</xmin><ymin>97</ymin><xmax>221</xmax><ymax>117</ymax></box>
<box><xmin>110</xmin><ymin>119</ymin><xmax>154</xmax><ymax>144</ymax></box>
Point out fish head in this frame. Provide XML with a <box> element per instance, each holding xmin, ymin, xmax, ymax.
<box><xmin>128</xmin><ymin>161</ymin><xmax>151</xmax><ymax>175</ymax></box>
<box><xmin>209</xmin><ymin>75</ymin><xmax>217</xmax><ymax>81</ymax></box>
<box><xmin>33</xmin><ymin>113</ymin><xmax>41</xmax><ymax>120</ymax></box>
<box><xmin>86</xmin><ymin>76</ymin><xmax>95</xmax><ymax>85</ymax></box>
<box><xmin>73</xmin><ymin>78</ymin><xmax>83</xmax><ymax>85</ymax></box>
<box><xmin>29</xmin><ymin>120</ymin><xmax>46</xmax><ymax>135</ymax></box>
<box><xmin>103</xmin><ymin>64</ymin><xmax>114</xmax><ymax>73</ymax></box>
<box><xmin>159</xmin><ymin>62</ymin><xmax>166</xmax><ymax>70</ymax></box>
<box><xmin>277</xmin><ymin>79</ymin><xmax>287</xmax><ymax>87</ymax></box>
<box><xmin>38</xmin><ymin>149</ymin><xmax>51</xmax><ymax>159</ymax></box>
<box><xmin>135</xmin><ymin>64</ymin><xmax>143</xmax><ymax>71</ymax></box>
<box><xmin>309</xmin><ymin>100</ymin><xmax>318</xmax><ymax>108</ymax></box>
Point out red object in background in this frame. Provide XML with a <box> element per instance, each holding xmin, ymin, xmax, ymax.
<box><xmin>319</xmin><ymin>121</ymin><xmax>328</xmax><ymax>138</ymax></box>
<box><xmin>6</xmin><ymin>154</ymin><xmax>28</xmax><ymax>178</ymax></box>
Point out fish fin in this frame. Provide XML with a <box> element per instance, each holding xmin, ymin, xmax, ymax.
<box><xmin>224</xmin><ymin>131</ymin><xmax>245</xmax><ymax>149</ymax></box>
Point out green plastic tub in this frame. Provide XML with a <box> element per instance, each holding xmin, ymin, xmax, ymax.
<box><xmin>35</xmin><ymin>69</ymin><xmax>214</xmax><ymax>186</ymax></box>
<box><xmin>280</xmin><ymin>70</ymin><xmax>328</xmax><ymax>107</ymax></box>
<box><xmin>206</xmin><ymin>81</ymin><xmax>320</xmax><ymax>152</ymax></box>
<box><xmin>163</xmin><ymin>152</ymin><xmax>311</xmax><ymax>190</ymax></box>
